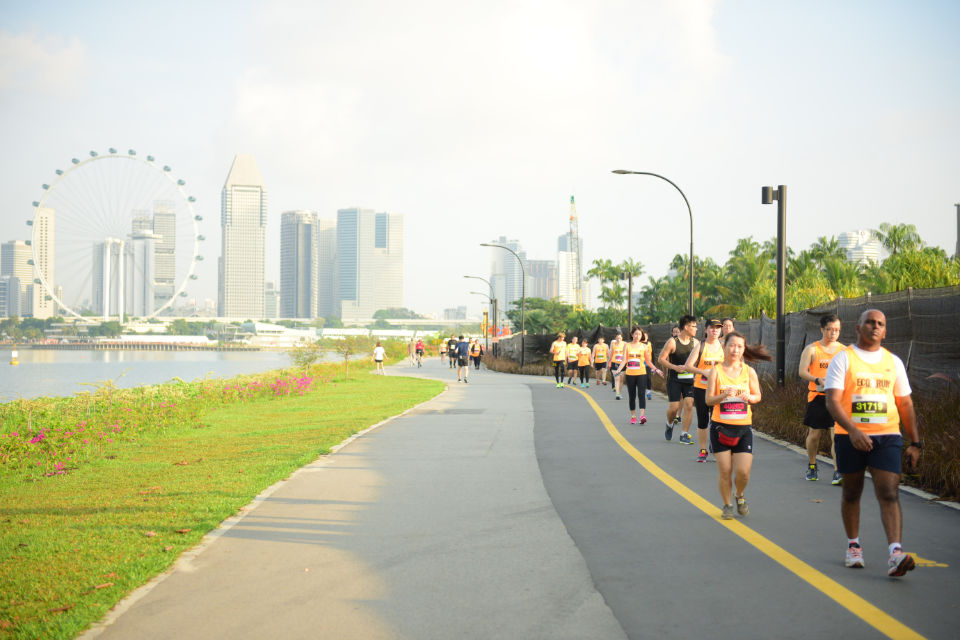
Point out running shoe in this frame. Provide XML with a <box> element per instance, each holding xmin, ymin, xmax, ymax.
<box><xmin>639</xmin><ymin>416</ymin><xmax>647</xmax><ymax>425</ymax></box>
<box><xmin>616</xmin><ymin>394</ymin><xmax>621</xmax><ymax>400</ymax></box>
<box><xmin>736</xmin><ymin>494</ymin><xmax>749</xmax><ymax>516</ymax></box>
<box><xmin>678</xmin><ymin>432</ymin><xmax>694</xmax><ymax>445</ymax></box>
<box><xmin>832</xmin><ymin>471</ymin><xmax>842</xmax><ymax>486</ymax></box>
<box><xmin>559</xmin><ymin>382</ymin><xmax>564</xmax><ymax>388</ymax></box>
<box><xmin>646</xmin><ymin>390</ymin><xmax>652</xmax><ymax>400</ymax></box>
<box><xmin>556</xmin><ymin>382</ymin><xmax>561</xmax><ymax>388</ymax></box>
<box><xmin>697</xmin><ymin>449</ymin><xmax>708</xmax><ymax>463</ymax></box>
<box><xmin>664</xmin><ymin>421</ymin><xmax>674</xmax><ymax>441</ymax></box>
<box><xmin>845</xmin><ymin>542</ymin><xmax>865</xmax><ymax>568</ymax></box>
<box><xmin>806</xmin><ymin>464</ymin><xmax>819</xmax><ymax>481</ymax></box>
<box><xmin>630</xmin><ymin>417</ymin><xmax>638</xmax><ymax>425</ymax></box>
<box><xmin>673</xmin><ymin>415</ymin><xmax>682</xmax><ymax>426</ymax></box>
<box><xmin>464</xmin><ymin>379</ymin><xmax>468</xmax><ymax>384</ymax></box>
<box><xmin>721</xmin><ymin>504</ymin><xmax>734</xmax><ymax>520</ymax></box>
<box><xmin>887</xmin><ymin>549</ymin><xmax>916</xmax><ymax>577</ymax></box>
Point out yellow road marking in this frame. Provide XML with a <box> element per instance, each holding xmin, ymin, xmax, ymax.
<box><xmin>912</xmin><ymin>554</ymin><xmax>948</xmax><ymax>568</ymax></box>
<box><xmin>567</xmin><ymin>386</ymin><xmax>927</xmax><ymax>640</ymax></box>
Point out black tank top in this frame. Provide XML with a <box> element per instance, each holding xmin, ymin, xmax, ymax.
<box><xmin>669</xmin><ymin>337</ymin><xmax>695</xmax><ymax>382</ymax></box>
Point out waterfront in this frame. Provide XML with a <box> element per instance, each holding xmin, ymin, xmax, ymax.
<box><xmin>0</xmin><ymin>349</ymin><xmax>298</xmax><ymax>401</ymax></box>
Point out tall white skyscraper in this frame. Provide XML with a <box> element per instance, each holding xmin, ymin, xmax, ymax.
<box><xmin>219</xmin><ymin>155</ymin><xmax>267</xmax><ymax>318</ymax></box>
<box><xmin>1</xmin><ymin>240</ymin><xmax>33</xmax><ymax>317</ymax></box>
<box><xmin>487</xmin><ymin>236</ymin><xmax>528</xmax><ymax>320</ymax></box>
<box><xmin>0</xmin><ymin>275</ymin><xmax>20</xmax><ymax>318</ymax></box>
<box><xmin>316</xmin><ymin>218</ymin><xmax>336</xmax><ymax>318</ymax></box>
<box><xmin>152</xmin><ymin>200</ymin><xmax>176</xmax><ymax>313</ymax></box>
<box><xmin>336</xmin><ymin>208</ymin><xmax>403</xmax><ymax>323</ymax></box>
<box><xmin>280</xmin><ymin>210</ymin><xmax>319</xmax><ymax>319</ymax></box>
<box><xmin>31</xmin><ymin>207</ymin><xmax>55</xmax><ymax>319</ymax></box>
<box><xmin>556</xmin><ymin>232</ymin><xmax>583</xmax><ymax>307</ymax></box>
<box><xmin>92</xmin><ymin>238</ymin><xmax>124</xmax><ymax>319</ymax></box>
<box><xmin>124</xmin><ymin>232</ymin><xmax>159</xmax><ymax>317</ymax></box>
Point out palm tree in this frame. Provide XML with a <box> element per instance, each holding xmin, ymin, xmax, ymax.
<box><xmin>810</xmin><ymin>236</ymin><xmax>845</xmax><ymax>266</ymax></box>
<box><xmin>822</xmin><ymin>256</ymin><xmax>863</xmax><ymax>298</ymax></box>
<box><xmin>872</xmin><ymin>223</ymin><xmax>924</xmax><ymax>256</ymax></box>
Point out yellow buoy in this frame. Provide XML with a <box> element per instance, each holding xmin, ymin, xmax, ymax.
<box><xmin>10</xmin><ymin>349</ymin><xmax>19</xmax><ymax>366</ymax></box>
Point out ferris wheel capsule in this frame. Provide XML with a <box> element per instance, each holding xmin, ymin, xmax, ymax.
<box><xmin>109</xmin><ymin>148</ymin><xmax>117</xmax><ymax>154</ymax></box>
<box><xmin>163</xmin><ymin>166</ymin><xmax>171</xmax><ymax>172</ymax></box>
<box><xmin>146</xmin><ymin>155</ymin><xmax>154</xmax><ymax>162</ymax></box>
<box><xmin>188</xmin><ymin>196</ymin><xmax>196</xmax><ymax>202</ymax></box>
<box><xmin>31</xmin><ymin>202</ymin><xmax>39</xmax><ymax>208</ymax></box>
<box><xmin>128</xmin><ymin>149</ymin><xmax>136</xmax><ymax>155</ymax></box>
<box><xmin>56</xmin><ymin>169</ymin><xmax>63</xmax><ymax>175</ymax></box>
<box><xmin>89</xmin><ymin>150</ymin><xmax>98</xmax><ymax>157</ymax></box>
<box><xmin>177</xmin><ymin>179</ymin><xmax>185</xmax><ymax>185</ymax></box>
<box><xmin>72</xmin><ymin>158</ymin><xmax>80</xmax><ymax>164</ymax></box>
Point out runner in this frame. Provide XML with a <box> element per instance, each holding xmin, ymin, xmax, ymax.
<box><xmin>373</xmin><ymin>341</ymin><xmax>386</xmax><ymax>375</ymax></box>
<box><xmin>456</xmin><ymin>335</ymin><xmax>470</xmax><ymax>383</ymax></box>
<box><xmin>609</xmin><ymin>332</ymin><xmax>625</xmax><ymax>399</ymax></box>
<box><xmin>447</xmin><ymin>335</ymin><xmax>458</xmax><ymax>369</ymax></box>
<box><xmin>550</xmin><ymin>332</ymin><xmax>567</xmax><ymax>388</ymax></box>
<box><xmin>565</xmin><ymin>335</ymin><xmax>580</xmax><ymax>386</ymax></box>
<box><xmin>470</xmin><ymin>339</ymin><xmax>483</xmax><ymax>370</ymax></box>
<box><xmin>415</xmin><ymin>338</ymin><xmax>425</xmax><ymax>368</ymax></box>
<box><xmin>615</xmin><ymin>326</ymin><xmax>663</xmax><ymax>425</ymax></box>
<box><xmin>684</xmin><ymin>319</ymin><xmax>725</xmax><ymax>462</ymax></box>
<box><xmin>659</xmin><ymin>315</ymin><xmax>699</xmax><ymax>445</ymax></box>
<box><xmin>641</xmin><ymin>331</ymin><xmax>654</xmax><ymax>399</ymax></box>
<box><xmin>439</xmin><ymin>338</ymin><xmax>447</xmax><ymax>364</ymax></box>
<box><xmin>824</xmin><ymin>309</ymin><xmax>920</xmax><ymax>577</ymax></box>
<box><xmin>577</xmin><ymin>339</ymin><xmax>592</xmax><ymax>388</ymax></box>
<box><xmin>799</xmin><ymin>314</ymin><xmax>843</xmax><ymax>483</ymax></box>
<box><xmin>407</xmin><ymin>339</ymin><xmax>414</xmax><ymax>365</ymax></box>
<box><xmin>592</xmin><ymin>336</ymin><xmax>609</xmax><ymax>386</ymax></box>
<box><xmin>705</xmin><ymin>331</ymin><xmax>771</xmax><ymax>519</ymax></box>
<box><xmin>722</xmin><ymin>318</ymin><xmax>736</xmax><ymax>338</ymax></box>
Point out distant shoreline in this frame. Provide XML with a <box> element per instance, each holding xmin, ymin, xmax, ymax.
<box><xmin>20</xmin><ymin>342</ymin><xmax>261</xmax><ymax>352</ymax></box>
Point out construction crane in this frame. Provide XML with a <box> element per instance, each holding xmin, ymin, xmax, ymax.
<box><xmin>569</xmin><ymin>195</ymin><xmax>583</xmax><ymax>310</ymax></box>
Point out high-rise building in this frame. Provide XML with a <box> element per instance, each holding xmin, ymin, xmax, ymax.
<box><xmin>152</xmin><ymin>200</ymin><xmax>176</xmax><ymax>313</ymax></box>
<box><xmin>487</xmin><ymin>236</ymin><xmax>528</xmax><ymax>319</ymax></box>
<box><xmin>839</xmin><ymin>230</ymin><xmax>885</xmax><ymax>265</ymax></box>
<box><xmin>335</xmin><ymin>208</ymin><xmax>403</xmax><ymax>323</ymax></box>
<box><xmin>92</xmin><ymin>238</ymin><xmax>124</xmax><ymax>318</ymax></box>
<box><xmin>527</xmin><ymin>259</ymin><xmax>557</xmax><ymax>300</ymax></box>
<box><xmin>31</xmin><ymin>207</ymin><xmax>55</xmax><ymax>319</ymax></box>
<box><xmin>264</xmin><ymin>281</ymin><xmax>280</xmax><ymax>319</ymax></box>
<box><xmin>316</xmin><ymin>218</ymin><xmax>336</xmax><ymax>318</ymax></box>
<box><xmin>280</xmin><ymin>210</ymin><xmax>319</xmax><ymax>319</ymax></box>
<box><xmin>557</xmin><ymin>232</ymin><xmax>584</xmax><ymax>306</ymax></box>
<box><xmin>0</xmin><ymin>275</ymin><xmax>21</xmax><ymax>318</ymax></box>
<box><xmin>124</xmin><ymin>232</ymin><xmax>159</xmax><ymax>317</ymax></box>
<box><xmin>1</xmin><ymin>240</ymin><xmax>33</xmax><ymax>316</ymax></box>
<box><xmin>219</xmin><ymin>155</ymin><xmax>267</xmax><ymax>318</ymax></box>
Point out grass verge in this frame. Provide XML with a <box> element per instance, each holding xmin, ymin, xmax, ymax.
<box><xmin>0</xmin><ymin>364</ymin><xmax>443</xmax><ymax>639</ymax></box>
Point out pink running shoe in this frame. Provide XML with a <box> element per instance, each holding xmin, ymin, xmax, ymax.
<box><xmin>629</xmin><ymin>417</ymin><xmax>638</xmax><ymax>424</ymax></box>
<box><xmin>639</xmin><ymin>416</ymin><xmax>647</xmax><ymax>424</ymax></box>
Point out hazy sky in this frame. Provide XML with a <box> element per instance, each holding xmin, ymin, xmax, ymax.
<box><xmin>2</xmin><ymin>0</ymin><xmax>958</xmax><ymax>318</ymax></box>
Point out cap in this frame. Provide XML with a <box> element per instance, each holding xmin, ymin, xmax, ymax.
<box><xmin>707</xmin><ymin>319</ymin><xmax>723</xmax><ymax>327</ymax></box>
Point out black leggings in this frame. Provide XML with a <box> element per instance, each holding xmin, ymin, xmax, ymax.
<box><xmin>567</xmin><ymin>364</ymin><xmax>578</xmax><ymax>383</ymax></box>
<box><xmin>625</xmin><ymin>375</ymin><xmax>648</xmax><ymax>411</ymax></box>
<box><xmin>694</xmin><ymin>387</ymin><xmax>710</xmax><ymax>429</ymax></box>
<box><xmin>579</xmin><ymin>365</ymin><xmax>589</xmax><ymax>384</ymax></box>
<box><xmin>554</xmin><ymin>361</ymin><xmax>565</xmax><ymax>383</ymax></box>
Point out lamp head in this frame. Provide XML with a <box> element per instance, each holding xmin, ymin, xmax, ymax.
<box><xmin>761</xmin><ymin>186</ymin><xmax>775</xmax><ymax>204</ymax></box>
<box><xmin>612</xmin><ymin>169</ymin><xmax>633</xmax><ymax>175</ymax></box>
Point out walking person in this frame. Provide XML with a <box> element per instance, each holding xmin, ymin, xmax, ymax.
<box><xmin>685</xmin><ymin>319</ymin><xmax>725</xmax><ymax>462</ymax></box>
<box><xmin>550</xmin><ymin>332</ymin><xmax>567</xmax><ymax>388</ymax></box>
<box><xmin>721</xmin><ymin>318</ymin><xmax>736</xmax><ymax>338</ymax></box>
<box><xmin>659</xmin><ymin>315</ymin><xmax>699</xmax><ymax>445</ymax></box>
<box><xmin>456</xmin><ymin>335</ymin><xmax>470</xmax><ymax>383</ymax></box>
<box><xmin>565</xmin><ymin>336</ymin><xmax>580</xmax><ymax>385</ymax></box>
<box><xmin>615</xmin><ymin>326</ymin><xmax>663</xmax><ymax>425</ymax></box>
<box><xmin>471</xmin><ymin>339</ymin><xmax>483</xmax><ymax>370</ymax></box>
<box><xmin>799</xmin><ymin>314</ymin><xmax>843</xmax><ymax>483</ymax></box>
<box><xmin>447</xmin><ymin>335</ymin><xmax>458</xmax><ymax>369</ymax></box>
<box><xmin>641</xmin><ymin>331</ymin><xmax>654</xmax><ymax>400</ymax></box>
<box><xmin>592</xmin><ymin>336</ymin><xmax>609</xmax><ymax>385</ymax></box>
<box><xmin>824</xmin><ymin>309</ymin><xmax>920</xmax><ymax>577</ymax></box>
<box><xmin>577</xmin><ymin>339</ymin><xmax>592</xmax><ymax>388</ymax></box>
<box><xmin>610</xmin><ymin>332</ymin><xmax>625</xmax><ymax>399</ymax></box>
<box><xmin>439</xmin><ymin>338</ymin><xmax>447</xmax><ymax>364</ymax></box>
<box><xmin>705</xmin><ymin>332</ymin><xmax>771</xmax><ymax>519</ymax></box>
<box><xmin>373</xmin><ymin>341</ymin><xmax>386</xmax><ymax>375</ymax></box>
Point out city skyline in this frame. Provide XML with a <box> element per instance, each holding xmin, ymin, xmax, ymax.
<box><xmin>1</xmin><ymin>2</ymin><xmax>958</xmax><ymax>319</ymax></box>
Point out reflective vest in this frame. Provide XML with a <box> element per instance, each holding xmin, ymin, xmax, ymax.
<box><xmin>836</xmin><ymin>347</ymin><xmax>901</xmax><ymax>436</ymax></box>
<box><xmin>711</xmin><ymin>363</ymin><xmax>753</xmax><ymax>426</ymax></box>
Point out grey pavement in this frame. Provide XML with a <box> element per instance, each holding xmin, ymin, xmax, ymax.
<box><xmin>87</xmin><ymin>356</ymin><xmax>960</xmax><ymax>639</ymax></box>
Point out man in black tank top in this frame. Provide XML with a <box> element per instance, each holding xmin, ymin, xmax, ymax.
<box><xmin>658</xmin><ymin>315</ymin><xmax>699</xmax><ymax>444</ymax></box>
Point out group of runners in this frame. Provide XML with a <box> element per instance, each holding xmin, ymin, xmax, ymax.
<box><xmin>550</xmin><ymin>309</ymin><xmax>921</xmax><ymax>578</ymax></box>
<box><xmin>438</xmin><ymin>334</ymin><xmax>485</xmax><ymax>383</ymax></box>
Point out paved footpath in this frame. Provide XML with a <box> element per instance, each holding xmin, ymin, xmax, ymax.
<box><xmin>87</xmin><ymin>358</ymin><xmax>960</xmax><ymax>639</ymax></box>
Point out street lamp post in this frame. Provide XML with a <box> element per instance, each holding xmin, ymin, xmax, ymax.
<box><xmin>480</xmin><ymin>243</ymin><xmax>526</xmax><ymax>367</ymax></box>
<box><xmin>469</xmin><ymin>291</ymin><xmax>493</xmax><ymax>353</ymax></box>
<box><xmin>464</xmin><ymin>275</ymin><xmax>497</xmax><ymax>354</ymax></box>
<box><xmin>612</xmin><ymin>170</ymin><xmax>694</xmax><ymax>316</ymax></box>
<box><xmin>762</xmin><ymin>185</ymin><xmax>787</xmax><ymax>387</ymax></box>
<box><xmin>622</xmin><ymin>271</ymin><xmax>634</xmax><ymax>331</ymax></box>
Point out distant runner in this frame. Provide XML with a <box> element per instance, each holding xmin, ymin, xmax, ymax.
<box><xmin>565</xmin><ymin>336</ymin><xmax>580</xmax><ymax>386</ymax></box>
<box><xmin>456</xmin><ymin>335</ymin><xmax>470</xmax><ymax>383</ymax></box>
<box><xmin>798</xmin><ymin>314</ymin><xmax>843</xmax><ymax>483</ymax></box>
<box><xmin>592</xmin><ymin>336</ymin><xmax>609</xmax><ymax>386</ymax></box>
<box><xmin>550</xmin><ymin>332</ymin><xmax>567</xmax><ymax>388</ymax></box>
<box><xmin>659</xmin><ymin>315</ymin><xmax>698</xmax><ymax>445</ymax></box>
<box><xmin>447</xmin><ymin>335</ymin><xmax>458</xmax><ymax>369</ymax></box>
<box><xmin>577</xmin><ymin>339</ymin><xmax>592</xmax><ymax>389</ymax></box>
<box><xmin>373</xmin><ymin>341</ymin><xmax>386</xmax><ymax>375</ymax></box>
<box><xmin>685</xmin><ymin>319</ymin><xmax>725</xmax><ymax>462</ymax></box>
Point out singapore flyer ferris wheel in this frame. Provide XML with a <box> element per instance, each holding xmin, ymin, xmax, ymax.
<box><xmin>29</xmin><ymin>148</ymin><xmax>206</xmax><ymax>322</ymax></box>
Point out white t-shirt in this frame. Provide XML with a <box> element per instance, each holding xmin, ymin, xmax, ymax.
<box><xmin>373</xmin><ymin>346</ymin><xmax>386</xmax><ymax>361</ymax></box>
<box><xmin>824</xmin><ymin>345</ymin><xmax>911</xmax><ymax>397</ymax></box>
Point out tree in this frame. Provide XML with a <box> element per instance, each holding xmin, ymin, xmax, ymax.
<box><xmin>289</xmin><ymin>339</ymin><xmax>323</xmax><ymax>371</ymax></box>
<box><xmin>321</xmin><ymin>335</ymin><xmax>373</xmax><ymax>375</ymax></box>
<box><xmin>873</xmin><ymin>223</ymin><xmax>923</xmax><ymax>256</ymax></box>
<box><xmin>324</xmin><ymin>315</ymin><xmax>344</xmax><ymax>329</ymax></box>
<box><xmin>504</xmin><ymin>298</ymin><xmax>572</xmax><ymax>335</ymax></box>
<box><xmin>373</xmin><ymin>307</ymin><xmax>424</xmax><ymax>319</ymax></box>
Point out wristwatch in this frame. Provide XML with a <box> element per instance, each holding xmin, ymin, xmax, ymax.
<box><xmin>908</xmin><ymin>441</ymin><xmax>923</xmax><ymax>449</ymax></box>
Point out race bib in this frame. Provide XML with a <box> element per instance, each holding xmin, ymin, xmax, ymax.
<box><xmin>719</xmin><ymin>398</ymin><xmax>748</xmax><ymax>421</ymax></box>
<box><xmin>851</xmin><ymin>393</ymin><xmax>888</xmax><ymax>424</ymax></box>
<box><xmin>626</xmin><ymin>358</ymin><xmax>641</xmax><ymax>370</ymax></box>
<box><xmin>677</xmin><ymin>371</ymin><xmax>694</xmax><ymax>381</ymax></box>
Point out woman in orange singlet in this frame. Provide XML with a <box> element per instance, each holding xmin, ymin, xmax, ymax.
<box><xmin>705</xmin><ymin>332</ymin><xmax>771</xmax><ymax>519</ymax></box>
<box><xmin>550</xmin><ymin>332</ymin><xmax>567</xmax><ymax>388</ymax></box>
<box><xmin>615</xmin><ymin>326</ymin><xmax>663</xmax><ymax>424</ymax></box>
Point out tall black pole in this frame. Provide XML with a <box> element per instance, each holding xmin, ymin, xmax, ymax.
<box><xmin>762</xmin><ymin>185</ymin><xmax>787</xmax><ymax>387</ymax></box>
<box><xmin>624</xmin><ymin>271</ymin><xmax>633</xmax><ymax>331</ymax></box>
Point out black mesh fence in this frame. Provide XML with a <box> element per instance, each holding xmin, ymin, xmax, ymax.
<box><xmin>495</xmin><ymin>285</ymin><xmax>960</xmax><ymax>390</ymax></box>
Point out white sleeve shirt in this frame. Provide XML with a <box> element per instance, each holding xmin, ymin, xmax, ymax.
<box><xmin>824</xmin><ymin>345</ymin><xmax>911</xmax><ymax>397</ymax></box>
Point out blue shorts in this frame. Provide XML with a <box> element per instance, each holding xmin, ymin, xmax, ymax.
<box><xmin>834</xmin><ymin>434</ymin><xmax>903</xmax><ymax>475</ymax></box>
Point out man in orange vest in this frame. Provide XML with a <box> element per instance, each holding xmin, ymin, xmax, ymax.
<box><xmin>825</xmin><ymin>309</ymin><xmax>921</xmax><ymax>578</ymax></box>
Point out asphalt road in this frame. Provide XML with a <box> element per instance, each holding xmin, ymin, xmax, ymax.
<box><xmin>85</xmin><ymin>357</ymin><xmax>960</xmax><ymax>639</ymax></box>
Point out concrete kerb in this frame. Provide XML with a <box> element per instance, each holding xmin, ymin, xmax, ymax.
<box><xmin>79</xmin><ymin>383</ymin><xmax>451</xmax><ymax>639</ymax></box>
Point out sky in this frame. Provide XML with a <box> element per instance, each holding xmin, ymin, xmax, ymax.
<box><xmin>1</xmin><ymin>0</ymin><xmax>958</xmax><ymax>319</ymax></box>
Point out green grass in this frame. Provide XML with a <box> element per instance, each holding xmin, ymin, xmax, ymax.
<box><xmin>0</xmin><ymin>366</ymin><xmax>443</xmax><ymax>639</ymax></box>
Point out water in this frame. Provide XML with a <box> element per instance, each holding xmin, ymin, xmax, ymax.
<box><xmin>0</xmin><ymin>349</ymin><xmax>300</xmax><ymax>402</ymax></box>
